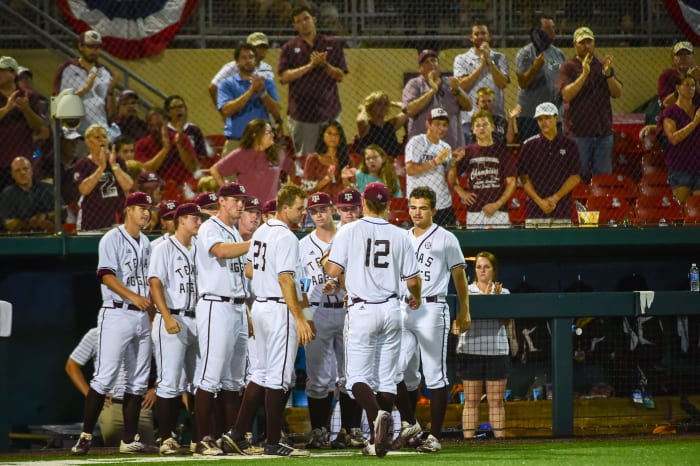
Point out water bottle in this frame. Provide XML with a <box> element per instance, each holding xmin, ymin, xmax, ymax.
<box><xmin>690</xmin><ymin>263</ymin><xmax>700</xmax><ymax>292</ymax></box>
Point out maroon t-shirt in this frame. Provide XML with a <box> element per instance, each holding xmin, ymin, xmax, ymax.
<box><xmin>659</xmin><ymin>104</ymin><xmax>700</xmax><ymax>174</ymax></box>
<box><xmin>114</xmin><ymin>115</ymin><xmax>148</xmax><ymax>141</ymax></box>
<box><xmin>278</xmin><ymin>34</ymin><xmax>348</xmax><ymax>122</ymax></box>
<box><xmin>457</xmin><ymin>143</ymin><xmax>516</xmax><ymax>212</ymax></box>
<box><xmin>657</xmin><ymin>68</ymin><xmax>700</xmax><ymax>106</ymax></box>
<box><xmin>518</xmin><ymin>133</ymin><xmax>582</xmax><ymax>219</ymax></box>
<box><xmin>73</xmin><ymin>157</ymin><xmax>128</xmax><ymax>231</ymax></box>
<box><xmin>0</xmin><ymin>89</ymin><xmax>45</xmax><ymax>168</ymax></box>
<box><xmin>134</xmin><ymin>130</ymin><xmax>196</xmax><ymax>184</ymax></box>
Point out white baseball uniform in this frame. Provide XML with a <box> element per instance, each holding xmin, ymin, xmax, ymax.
<box><xmin>194</xmin><ymin>216</ymin><xmax>249</xmax><ymax>393</ymax></box>
<box><xmin>246</xmin><ymin>218</ymin><xmax>301</xmax><ymax>391</ymax></box>
<box><xmin>327</xmin><ymin>217</ymin><xmax>420</xmax><ymax>394</ymax></box>
<box><xmin>299</xmin><ymin>230</ymin><xmax>346</xmax><ymax>399</ymax></box>
<box><xmin>148</xmin><ymin>236</ymin><xmax>199</xmax><ymax>398</ymax></box>
<box><xmin>398</xmin><ymin>223</ymin><xmax>465</xmax><ymax>390</ymax></box>
<box><xmin>91</xmin><ymin>225</ymin><xmax>152</xmax><ymax>396</ymax></box>
<box><xmin>150</xmin><ymin>232</ymin><xmax>169</xmax><ymax>249</ymax></box>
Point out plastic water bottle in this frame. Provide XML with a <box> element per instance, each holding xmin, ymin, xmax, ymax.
<box><xmin>690</xmin><ymin>263</ymin><xmax>700</xmax><ymax>292</ymax></box>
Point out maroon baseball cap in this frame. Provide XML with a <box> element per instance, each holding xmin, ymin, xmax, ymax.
<box><xmin>159</xmin><ymin>200</ymin><xmax>179</xmax><ymax>220</ymax></box>
<box><xmin>307</xmin><ymin>192</ymin><xmax>332</xmax><ymax>208</ymax></box>
<box><xmin>218</xmin><ymin>182</ymin><xmax>250</xmax><ymax>198</ymax></box>
<box><xmin>245</xmin><ymin>197</ymin><xmax>262</xmax><ymax>212</ymax></box>
<box><xmin>195</xmin><ymin>192</ymin><xmax>218</xmax><ymax>209</ymax></box>
<box><xmin>418</xmin><ymin>49</ymin><xmax>438</xmax><ymax>64</ymax></box>
<box><xmin>363</xmin><ymin>182</ymin><xmax>390</xmax><ymax>202</ymax></box>
<box><xmin>262</xmin><ymin>199</ymin><xmax>276</xmax><ymax>214</ymax></box>
<box><xmin>174</xmin><ymin>202</ymin><xmax>205</xmax><ymax>219</ymax></box>
<box><xmin>125</xmin><ymin>191</ymin><xmax>152</xmax><ymax>208</ymax></box>
<box><xmin>336</xmin><ymin>187</ymin><xmax>361</xmax><ymax>207</ymax></box>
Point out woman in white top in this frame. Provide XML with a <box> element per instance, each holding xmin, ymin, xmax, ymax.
<box><xmin>455</xmin><ymin>251</ymin><xmax>517</xmax><ymax>439</ymax></box>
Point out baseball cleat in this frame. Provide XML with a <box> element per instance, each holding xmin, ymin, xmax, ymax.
<box><xmin>306</xmin><ymin>426</ymin><xmax>329</xmax><ymax>449</ymax></box>
<box><xmin>362</xmin><ymin>443</ymin><xmax>376</xmax><ymax>456</ymax></box>
<box><xmin>70</xmin><ymin>432</ymin><xmax>92</xmax><ymax>456</ymax></box>
<box><xmin>373</xmin><ymin>410</ymin><xmax>392</xmax><ymax>458</ymax></box>
<box><xmin>264</xmin><ymin>442</ymin><xmax>310</xmax><ymax>457</ymax></box>
<box><xmin>159</xmin><ymin>437</ymin><xmax>181</xmax><ymax>455</ymax></box>
<box><xmin>348</xmin><ymin>427</ymin><xmax>368</xmax><ymax>448</ymax></box>
<box><xmin>222</xmin><ymin>428</ymin><xmax>261</xmax><ymax>455</ymax></box>
<box><xmin>119</xmin><ymin>434</ymin><xmax>145</xmax><ymax>454</ymax></box>
<box><xmin>330</xmin><ymin>428</ymin><xmax>347</xmax><ymax>449</ymax></box>
<box><xmin>415</xmin><ymin>434</ymin><xmax>441</xmax><ymax>453</ymax></box>
<box><xmin>392</xmin><ymin>420</ymin><xmax>422</xmax><ymax>449</ymax></box>
<box><xmin>194</xmin><ymin>436</ymin><xmax>223</xmax><ymax>456</ymax></box>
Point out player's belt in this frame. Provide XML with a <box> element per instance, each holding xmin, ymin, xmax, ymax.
<box><xmin>111</xmin><ymin>398</ymin><xmax>123</xmax><ymax>404</ymax></box>
<box><xmin>403</xmin><ymin>295</ymin><xmax>446</xmax><ymax>304</ymax></box>
<box><xmin>110</xmin><ymin>301</ymin><xmax>142</xmax><ymax>311</ymax></box>
<box><xmin>202</xmin><ymin>294</ymin><xmax>245</xmax><ymax>304</ymax></box>
<box><xmin>169</xmin><ymin>309</ymin><xmax>196</xmax><ymax>318</ymax></box>
<box><xmin>311</xmin><ymin>302</ymin><xmax>345</xmax><ymax>308</ymax></box>
<box><xmin>256</xmin><ymin>297</ymin><xmax>286</xmax><ymax>303</ymax></box>
<box><xmin>350</xmin><ymin>293</ymin><xmax>397</xmax><ymax>305</ymax></box>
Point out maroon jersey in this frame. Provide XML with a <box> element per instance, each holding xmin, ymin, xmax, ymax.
<box><xmin>457</xmin><ymin>143</ymin><xmax>516</xmax><ymax>212</ymax></box>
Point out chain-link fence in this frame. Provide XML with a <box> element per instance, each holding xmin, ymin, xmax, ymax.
<box><xmin>0</xmin><ymin>0</ymin><xmax>695</xmax><ymax>234</ymax></box>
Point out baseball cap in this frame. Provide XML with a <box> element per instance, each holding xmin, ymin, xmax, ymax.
<box><xmin>125</xmin><ymin>191</ymin><xmax>152</xmax><ymax>208</ymax></box>
<box><xmin>428</xmin><ymin>107</ymin><xmax>449</xmax><ymax>121</ymax></box>
<box><xmin>137</xmin><ymin>170</ymin><xmax>163</xmax><ymax>188</ymax></box>
<box><xmin>0</xmin><ymin>56</ymin><xmax>19</xmax><ymax>73</ymax></box>
<box><xmin>218</xmin><ymin>182</ymin><xmax>250</xmax><ymax>198</ymax></box>
<box><xmin>247</xmin><ymin>32</ymin><xmax>269</xmax><ymax>47</ymax></box>
<box><xmin>17</xmin><ymin>66</ymin><xmax>32</xmax><ymax>79</ymax></box>
<box><xmin>418</xmin><ymin>49</ymin><xmax>438</xmax><ymax>64</ymax></box>
<box><xmin>573</xmin><ymin>27</ymin><xmax>594</xmax><ymax>43</ymax></box>
<box><xmin>159</xmin><ymin>200</ymin><xmax>180</xmax><ymax>220</ymax></box>
<box><xmin>174</xmin><ymin>202</ymin><xmax>205</xmax><ymax>219</ymax></box>
<box><xmin>336</xmin><ymin>187</ymin><xmax>361</xmax><ymax>207</ymax></box>
<box><xmin>62</xmin><ymin>127</ymin><xmax>82</xmax><ymax>140</ymax></box>
<box><xmin>534</xmin><ymin>102</ymin><xmax>559</xmax><ymax>118</ymax></box>
<box><xmin>195</xmin><ymin>192</ymin><xmax>219</xmax><ymax>209</ymax></box>
<box><xmin>245</xmin><ymin>197</ymin><xmax>262</xmax><ymax>211</ymax></box>
<box><xmin>119</xmin><ymin>89</ymin><xmax>138</xmax><ymax>103</ymax></box>
<box><xmin>80</xmin><ymin>30</ymin><xmax>102</xmax><ymax>45</ymax></box>
<box><xmin>363</xmin><ymin>182</ymin><xmax>391</xmax><ymax>203</ymax></box>
<box><xmin>262</xmin><ymin>199</ymin><xmax>276</xmax><ymax>214</ymax></box>
<box><xmin>307</xmin><ymin>192</ymin><xmax>332</xmax><ymax>208</ymax></box>
<box><xmin>673</xmin><ymin>41</ymin><xmax>694</xmax><ymax>55</ymax></box>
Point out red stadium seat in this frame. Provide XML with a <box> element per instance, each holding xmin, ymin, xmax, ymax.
<box><xmin>508</xmin><ymin>188</ymin><xmax>527</xmax><ymax>225</ymax></box>
<box><xmin>586</xmin><ymin>195</ymin><xmax>634</xmax><ymax>226</ymax></box>
<box><xmin>638</xmin><ymin>172</ymin><xmax>672</xmax><ymax>197</ymax></box>
<box><xmin>205</xmin><ymin>134</ymin><xmax>226</xmax><ymax>157</ymax></box>
<box><xmin>590</xmin><ymin>174</ymin><xmax>637</xmax><ymax>199</ymax></box>
<box><xmin>641</xmin><ymin>149</ymin><xmax>666</xmax><ymax>175</ymax></box>
<box><xmin>684</xmin><ymin>195</ymin><xmax>700</xmax><ymax>226</ymax></box>
<box><xmin>571</xmin><ymin>181</ymin><xmax>590</xmax><ymax>200</ymax></box>
<box><xmin>452</xmin><ymin>191</ymin><xmax>467</xmax><ymax>225</ymax></box>
<box><xmin>388</xmin><ymin>197</ymin><xmax>410</xmax><ymax>227</ymax></box>
<box><xmin>633</xmin><ymin>194</ymin><xmax>683</xmax><ymax>226</ymax></box>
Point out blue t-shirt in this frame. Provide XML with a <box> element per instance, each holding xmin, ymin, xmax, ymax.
<box><xmin>356</xmin><ymin>170</ymin><xmax>402</xmax><ymax>197</ymax></box>
<box><xmin>217</xmin><ymin>74</ymin><xmax>279</xmax><ymax>139</ymax></box>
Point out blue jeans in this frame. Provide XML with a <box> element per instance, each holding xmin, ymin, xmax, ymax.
<box><xmin>574</xmin><ymin>135</ymin><xmax>613</xmax><ymax>182</ymax></box>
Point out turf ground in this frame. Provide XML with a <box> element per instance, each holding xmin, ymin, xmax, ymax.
<box><xmin>1</xmin><ymin>435</ymin><xmax>699</xmax><ymax>465</ymax></box>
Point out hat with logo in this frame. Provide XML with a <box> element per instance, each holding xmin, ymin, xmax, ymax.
<box><xmin>245</xmin><ymin>197</ymin><xmax>262</xmax><ymax>212</ymax></box>
<box><xmin>418</xmin><ymin>49</ymin><xmax>438</xmax><ymax>64</ymax></box>
<box><xmin>307</xmin><ymin>192</ymin><xmax>332</xmax><ymax>208</ymax></box>
<box><xmin>428</xmin><ymin>107</ymin><xmax>449</xmax><ymax>121</ymax></box>
<box><xmin>80</xmin><ymin>30</ymin><xmax>103</xmax><ymax>45</ymax></box>
<box><xmin>573</xmin><ymin>27</ymin><xmax>594</xmax><ymax>43</ymax></box>
<box><xmin>174</xmin><ymin>202</ymin><xmax>205</xmax><ymax>219</ymax></box>
<box><xmin>125</xmin><ymin>191</ymin><xmax>152</xmax><ymax>208</ymax></box>
<box><xmin>336</xmin><ymin>187</ymin><xmax>361</xmax><ymax>207</ymax></box>
<box><xmin>534</xmin><ymin>102</ymin><xmax>559</xmax><ymax>118</ymax></box>
<box><xmin>159</xmin><ymin>200</ymin><xmax>180</xmax><ymax>220</ymax></box>
<box><xmin>0</xmin><ymin>56</ymin><xmax>19</xmax><ymax>73</ymax></box>
<box><xmin>262</xmin><ymin>199</ymin><xmax>276</xmax><ymax>214</ymax></box>
<box><xmin>363</xmin><ymin>182</ymin><xmax>391</xmax><ymax>203</ymax></box>
<box><xmin>247</xmin><ymin>32</ymin><xmax>269</xmax><ymax>47</ymax></box>
<box><xmin>195</xmin><ymin>192</ymin><xmax>219</xmax><ymax>209</ymax></box>
<box><xmin>218</xmin><ymin>182</ymin><xmax>250</xmax><ymax>198</ymax></box>
<box><xmin>673</xmin><ymin>41</ymin><xmax>694</xmax><ymax>55</ymax></box>
<box><xmin>137</xmin><ymin>170</ymin><xmax>163</xmax><ymax>188</ymax></box>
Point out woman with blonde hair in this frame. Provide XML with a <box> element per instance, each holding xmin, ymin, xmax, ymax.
<box><xmin>356</xmin><ymin>91</ymin><xmax>407</xmax><ymax>157</ymax></box>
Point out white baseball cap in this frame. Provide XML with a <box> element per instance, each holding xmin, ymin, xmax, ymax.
<box><xmin>428</xmin><ymin>107</ymin><xmax>449</xmax><ymax>121</ymax></box>
<box><xmin>534</xmin><ymin>102</ymin><xmax>558</xmax><ymax>118</ymax></box>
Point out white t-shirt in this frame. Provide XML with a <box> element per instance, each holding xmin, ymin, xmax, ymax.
<box><xmin>456</xmin><ymin>282</ymin><xmax>510</xmax><ymax>355</ymax></box>
<box><xmin>405</xmin><ymin>134</ymin><xmax>453</xmax><ymax>210</ymax></box>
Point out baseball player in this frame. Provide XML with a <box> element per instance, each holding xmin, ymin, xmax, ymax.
<box><xmin>324</xmin><ymin>182</ymin><xmax>422</xmax><ymax>458</ymax></box>
<box><xmin>335</xmin><ymin>187</ymin><xmax>362</xmax><ymax>226</ymax></box>
<box><xmin>191</xmin><ymin>182</ymin><xmax>252</xmax><ymax>456</ymax></box>
<box><xmin>261</xmin><ymin>198</ymin><xmax>276</xmax><ymax>222</ymax></box>
<box><xmin>148</xmin><ymin>203</ymin><xmax>205</xmax><ymax>454</ymax></box>
<box><xmin>150</xmin><ymin>200</ymin><xmax>179</xmax><ymax>248</ymax></box>
<box><xmin>195</xmin><ymin>192</ymin><xmax>219</xmax><ymax>218</ymax></box>
<box><xmin>71</xmin><ymin>192</ymin><xmax>154</xmax><ymax>456</ymax></box>
<box><xmin>237</xmin><ymin>197</ymin><xmax>262</xmax><ymax>241</ymax></box>
<box><xmin>223</xmin><ymin>183</ymin><xmax>313</xmax><ymax>457</ymax></box>
<box><xmin>393</xmin><ymin>186</ymin><xmax>472</xmax><ymax>453</ymax></box>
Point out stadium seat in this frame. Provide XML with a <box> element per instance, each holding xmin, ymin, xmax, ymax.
<box><xmin>586</xmin><ymin>195</ymin><xmax>634</xmax><ymax>226</ymax></box>
<box><xmin>612</xmin><ymin>148</ymin><xmax>643</xmax><ymax>181</ymax></box>
<box><xmin>638</xmin><ymin>172</ymin><xmax>672</xmax><ymax>197</ymax></box>
<box><xmin>641</xmin><ymin>149</ymin><xmax>666</xmax><ymax>174</ymax></box>
<box><xmin>571</xmin><ymin>181</ymin><xmax>590</xmax><ymax>200</ymax></box>
<box><xmin>590</xmin><ymin>174</ymin><xmax>637</xmax><ymax>199</ymax></box>
<box><xmin>633</xmin><ymin>194</ymin><xmax>683</xmax><ymax>226</ymax></box>
<box><xmin>452</xmin><ymin>191</ymin><xmax>467</xmax><ymax>225</ymax></box>
<box><xmin>388</xmin><ymin>197</ymin><xmax>410</xmax><ymax>227</ymax></box>
<box><xmin>508</xmin><ymin>188</ymin><xmax>527</xmax><ymax>225</ymax></box>
<box><xmin>683</xmin><ymin>195</ymin><xmax>700</xmax><ymax>226</ymax></box>
<box><xmin>205</xmin><ymin>134</ymin><xmax>226</xmax><ymax>157</ymax></box>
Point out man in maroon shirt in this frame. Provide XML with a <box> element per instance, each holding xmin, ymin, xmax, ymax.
<box><xmin>518</xmin><ymin>102</ymin><xmax>581</xmax><ymax>228</ymax></box>
<box><xmin>556</xmin><ymin>27</ymin><xmax>622</xmax><ymax>182</ymax></box>
<box><xmin>279</xmin><ymin>5</ymin><xmax>348</xmax><ymax>157</ymax></box>
<box><xmin>113</xmin><ymin>90</ymin><xmax>148</xmax><ymax>142</ymax></box>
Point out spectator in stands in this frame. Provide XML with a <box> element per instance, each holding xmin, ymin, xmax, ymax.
<box><xmin>16</xmin><ymin>66</ymin><xmax>50</xmax><ymax>143</ymax></box>
<box><xmin>217</xmin><ymin>44</ymin><xmax>281</xmax><ymax>155</ymax></box>
<box><xmin>302</xmin><ymin>121</ymin><xmax>348</xmax><ymax>200</ymax></box>
<box><xmin>405</xmin><ymin>107</ymin><xmax>458</xmax><ymax>226</ymax></box>
<box><xmin>356</xmin><ymin>91</ymin><xmax>406</xmax><ymax>158</ymax></box>
<box><xmin>32</xmin><ymin>127</ymin><xmax>82</xmax><ymax>216</ymax></box>
<box><xmin>403</xmin><ymin>50</ymin><xmax>472</xmax><ymax>151</ymax></box>
<box><xmin>113</xmin><ymin>136</ymin><xmax>141</xmax><ymax>179</ymax></box>
<box><xmin>196</xmin><ymin>175</ymin><xmax>218</xmax><ymax>195</ymax></box>
<box><xmin>279</xmin><ymin>5</ymin><xmax>348</xmax><ymax>157</ymax></box>
<box><xmin>515</xmin><ymin>15</ymin><xmax>566</xmax><ymax>141</ymax></box>
<box><xmin>53</xmin><ymin>31</ymin><xmax>119</xmax><ymax>138</ymax></box>
<box><xmin>658</xmin><ymin>41</ymin><xmax>700</xmax><ymax>108</ymax></box>
<box><xmin>237</xmin><ymin>197</ymin><xmax>262</xmax><ymax>240</ymax></box>
<box><xmin>210</xmin><ymin>119</ymin><xmax>294</xmax><ymax>203</ymax></box>
<box><xmin>74</xmin><ymin>124</ymin><xmax>133</xmax><ymax>231</ymax></box>
<box><xmin>453</xmin><ymin>110</ymin><xmax>516</xmax><ymax>228</ymax></box>
<box><xmin>518</xmin><ymin>102</ymin><xmax>581</xmax><ymax>228</ymax></box>
<box><xmin>471</xmin><ymin>87</ymin><xmax>520</xmax><ymax>145</ymax></box>
<box><xmin>453</xmin><ymin>23</ymin><xmax>510</xmax><ymax>144</ymax></box>
<box><xmin>164</xmin><ymin>94</ymin><xmax>211</xmax><ymax>164</ymax></box>
<box><xmin>556</xmin><ymin>26</ymin><xmax>622</xmax><ymax>182</ymax></box>
<box><xmin>113</xmin><ymin>90</ymin><xmax>148</xmax><ymax>142</ymax></box>
<box><xmin>208</xmin><ymin>32</ymin><xmax>275</xmax><ymax>107</ymax></box>
<box><xmin>455</xmin><ymin>251</ymin><xmax>517</xmax><ymax>439</ymax></box>
<box><xmin>659</xmin><ymin>75</ymin><xmax>700</xmax><ymax>204</ymax></box>
<box><xmin>134</xmin><ymin>108</ymin><xmax>199</xmax><ymax>186</ymax></box>
<box><xmin>341</xmin><ymin>144</ymin><xmax>402</xmax><ymax>197</ymax></box>
<box><xmin>0</xmin><ymin>56</ymin><xmax>47</xmax><ymax>190</ymax></box>
<box><xmin>0</xmin><ymin>156</ymin><xmax>55</xmax><ymax>232</ymax></box>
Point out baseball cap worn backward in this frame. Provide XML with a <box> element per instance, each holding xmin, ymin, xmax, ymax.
<box><xmin>159</xmin><ymin>200</ymin><xmax>180</xmax><ymax>220</ymax></box>
<box><xmin>218</xmin><ymin>182</ymin><xmax>250</xmax><ymax>198</ymax></box>
<box><xmin>125</xmin><ymin>191</ymin><xmax>152</xmax><ymax>208</ymax></box>
<box><xmin>195</xmin><ymin>192</ymin><xmax>218</xmax><ymax>209</ymax></box>
<box><xmin>673</xmin><ymin>41</ymin><xmax>694</xmax><ymax>55</ymax></box>
<box><xmin>336</xmin><ymin>187</ymin><xmax>361</xmax><ymax>207</ymax></box>
<box><xmin>363</xmin><ymin>182</ymin><xmax>391</xmax><ymax>203</ymax></box>
<box><xmin>247</xmin><ymin>32</ymin><xmax>269</xmax><ymax>47</ymax></box>
<box><xmin>80</xmin><ymin>30</ymin><xmax>103</xmax><ymax>45</ymax></box>
<box><xmin>418</xmin><ymin>49</ymin><xmax>438</xmax><ymax>64</ymax></box>
<box><xmin>174</xmin><ymin>202</ymin><xmax>205</xmax><ymax>219</ymax></box>
<box><xmin>262</xmin><ymin>199</ymin><xmax>276</xmax><ymax>214</ymax></box>
<box><xmin>0</xmin><ymin>56</ymin><xmax>19</xmax><ymax>72</ymax></box>
<box><xmin>534</xmin><ymin>102</ymin><xmax>559</xmax><ymax>118</ymax></box>
<box><xmin>307</xmin><ymin>192</ymin><xmax>332</xmax><ymax>208</ymax></box>
<box><xmin>573</xmin><ymin>27</ymin><xmax>594</xmax><ymax>43</ymax></box>
<box><xmin>245</xmin><ymin>197</ymin><xmax>262</xmax><ymax>211</ymax></box>
<box><xmin>429</xmin><ymin>107</ymin><xmax>449</xmax><ymax>121</ymax></box>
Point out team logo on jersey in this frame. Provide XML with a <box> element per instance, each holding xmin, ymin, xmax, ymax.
<box><xmin>560</xmin><ymin>149</ymin><xmax>566</xmax><ymax>156</ymax></box>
